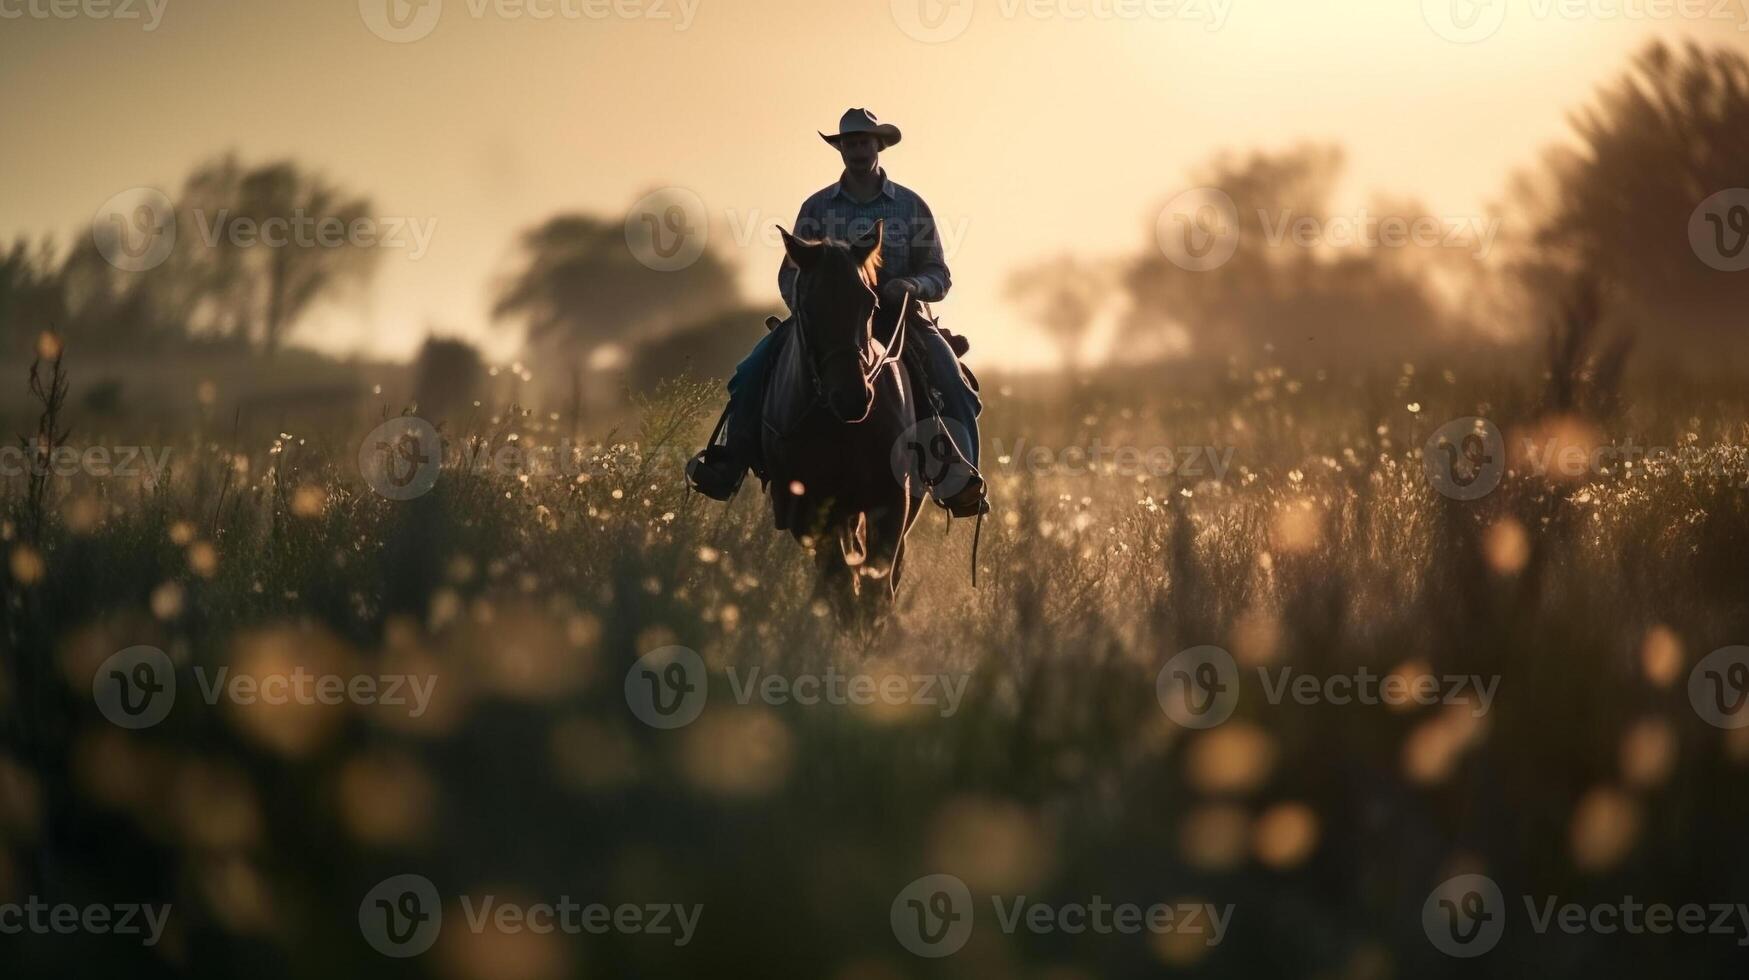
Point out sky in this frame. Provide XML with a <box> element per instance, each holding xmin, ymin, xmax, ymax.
<box><xmin>3</xmin><ymin>0</ymin><xmax>1747</xmax><ymax>369</ymax></box>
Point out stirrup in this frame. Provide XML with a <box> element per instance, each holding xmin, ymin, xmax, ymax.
<box><xmin>936</xmin><ymin>471</ymin><xmax>988</xmax><ymax>519</ymax></box>
<box><xmin>686</xmin><ymin>447</ymin><xmax>746</xmax><ymax>501</ymax></box>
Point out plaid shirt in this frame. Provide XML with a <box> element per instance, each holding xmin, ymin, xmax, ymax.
<box><xmin>778</xmin><ymin>169</ymin><xmax>953</xmax><ymax>309</ymax></box>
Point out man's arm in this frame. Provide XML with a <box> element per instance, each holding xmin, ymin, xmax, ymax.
<box><xmin>904</xmin><ymin>196</ymin><xmax>952</xmax><ymax>303</ymax></box>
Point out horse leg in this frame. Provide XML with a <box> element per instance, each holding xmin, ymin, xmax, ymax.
<box><xmin>855</xmin><ymin>500</ymin><xmax>914</xmax><ymax>624</ymax></box>
<box><xmin>812</xmin><ymin>516</ymin><xmax>863</xmax><ymax>622</ymax></box>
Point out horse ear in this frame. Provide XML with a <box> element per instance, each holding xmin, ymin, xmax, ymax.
<box><xmin>849</xmin><ymin>218</ymin><xmax>883</xmax><ymax>266</ymax></box>
<box><xmin>778</xmin><ymin>226</ymin><xmax>819</xmax><ymax>268</ymax></box>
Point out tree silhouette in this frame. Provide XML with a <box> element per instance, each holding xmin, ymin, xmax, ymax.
<box><xmin>1527</xmin><ymin>40</ymin><xmax>1749</xmax><ymax>358</ymax></box>
<box><xmin>625</xmin><ymin>304</ymin><xmax>777</xmax><ymax>393</ymax></box>
<box><xmin>42</xmin><ymin>155</ymin><xmax>380</xmax><ymax>356</ymax></box>
<box><xmin>1005</xmin><ymin>255</ymin><xmax>1108</xmax><ymax>373</ymax></box>
<box><xmin>189</xmin><ymin>156</ymin><xmax>378</xmax><ymax>353</ymax></box>
<box><xmin>0</xmin><ymin>238</ymin><xmax>66</xmax><ymax>352</ymax></box>
<box><xmin>412</xmin><ymin>334</ymin><xmax>486</xmax><ymax>424</ymax></box>
<box><xmin>1122</xmin><ymin>143</ymin><xmax>1459</xmax><ymax>364</ymax></box>
<box><xmin>492</xmin><ymin>203</ymin><xmax>738</xmax><ymax>366</ymax></box>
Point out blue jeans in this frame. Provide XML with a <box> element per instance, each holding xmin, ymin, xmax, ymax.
<box><xmin>723</xmin><ymin>318</ymin><xmax>980</xmax><ymax>469</ymax></box>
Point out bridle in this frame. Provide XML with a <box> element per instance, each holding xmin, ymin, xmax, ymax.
<box><xmin>790</xmin><ymin>268</ymin><xmax>910</xmax><ymax>411</ymax></box>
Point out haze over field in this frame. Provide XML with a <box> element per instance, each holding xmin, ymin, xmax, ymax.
<box><xmin>4</xmin><ymin>0</ymin><xmax>1748</xmax><ymax>367</ymax></box>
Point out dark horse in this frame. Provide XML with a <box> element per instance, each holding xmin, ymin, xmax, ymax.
<box><xmin>762</xmin><ymin>219</ymin><xmax>920</xmax><ymax>623</ymax></box>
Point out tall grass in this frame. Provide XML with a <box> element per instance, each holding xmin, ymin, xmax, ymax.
<box><xmin>3</xmin><ymin>336</ymin><xmax>1749</xmax><ymax>978</ymax></box>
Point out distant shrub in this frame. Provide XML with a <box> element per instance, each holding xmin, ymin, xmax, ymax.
<box><xmin>413</xmin><ymin>335</ymin><xmax>484</xmax><ymax>423</ymax></box>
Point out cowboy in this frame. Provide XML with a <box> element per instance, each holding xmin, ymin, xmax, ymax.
<box><xmin>686</xmin><ymin>108</ymin><xmax>987</xmax><ymax>517</ymax></box>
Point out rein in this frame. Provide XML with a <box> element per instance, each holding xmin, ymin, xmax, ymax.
<box><xmin>790</xmin><ymin>275</ymin><xmax>909</xmax><ymax>407</ymax></box>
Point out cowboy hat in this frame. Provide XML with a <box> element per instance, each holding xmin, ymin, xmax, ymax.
<box><xmin>819</xmin><ymin>108</ymin><xmax>902</xmax><ymax>149</ymax></box>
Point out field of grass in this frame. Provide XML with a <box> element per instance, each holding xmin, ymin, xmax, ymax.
<box><xmin>4</xmin><ymin>339</ymin><xmax>1749</xmax><ymax>978</ymax></box>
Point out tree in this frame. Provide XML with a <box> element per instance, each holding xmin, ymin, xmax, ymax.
<box><xmin>34</xmin><ymin>155</ymin><xmax>380</xmax><ymax>356</ymax></box>
<box><xmin>1122</xmin><ymin>143</ymin><xmax>1462</xmax><ymax>364</ymax></box>
<box><xmin>1527</xmin><ymin>40</ymin><xmax>1749</xmax><ymax>357</ymax></box>
<box><xmin>1005</xmin><ymin>255</ymin><xmax>1108</xmax><ymax>373</ymax></box>
<box><xmin>625</xmin><ymin>305</ymin><xmax>777</xmax><ymax>394</ymax></box>
<box><xmin>0</xmin><ymin>238</ymin><xmax>66</xmax><ymax>352</ymax></box>
<box><xmin>412</xmin><ymin>334</ymin><xmax>485</xmax><ymax>423</ymax></box>
<box><xmin>187</xmin><ymin>157</ymin><xmax>378</xmax><ymax>353</ymax></box>
<box><xmin>492</xmin><ymin>199</ymin><xmax>738</xmax><ymax>367</ymax></box>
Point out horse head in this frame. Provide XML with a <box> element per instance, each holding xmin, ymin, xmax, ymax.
<box><xmin>778</xmin><ymin>220</ymin><xmax>887</xmax><ymax>423</ymax></box>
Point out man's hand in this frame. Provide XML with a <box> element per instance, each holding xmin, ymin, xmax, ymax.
<box><xmin>880</xmin><ymin>277</ymin><xmax>916</xmax><ymax>308</ymax></box>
